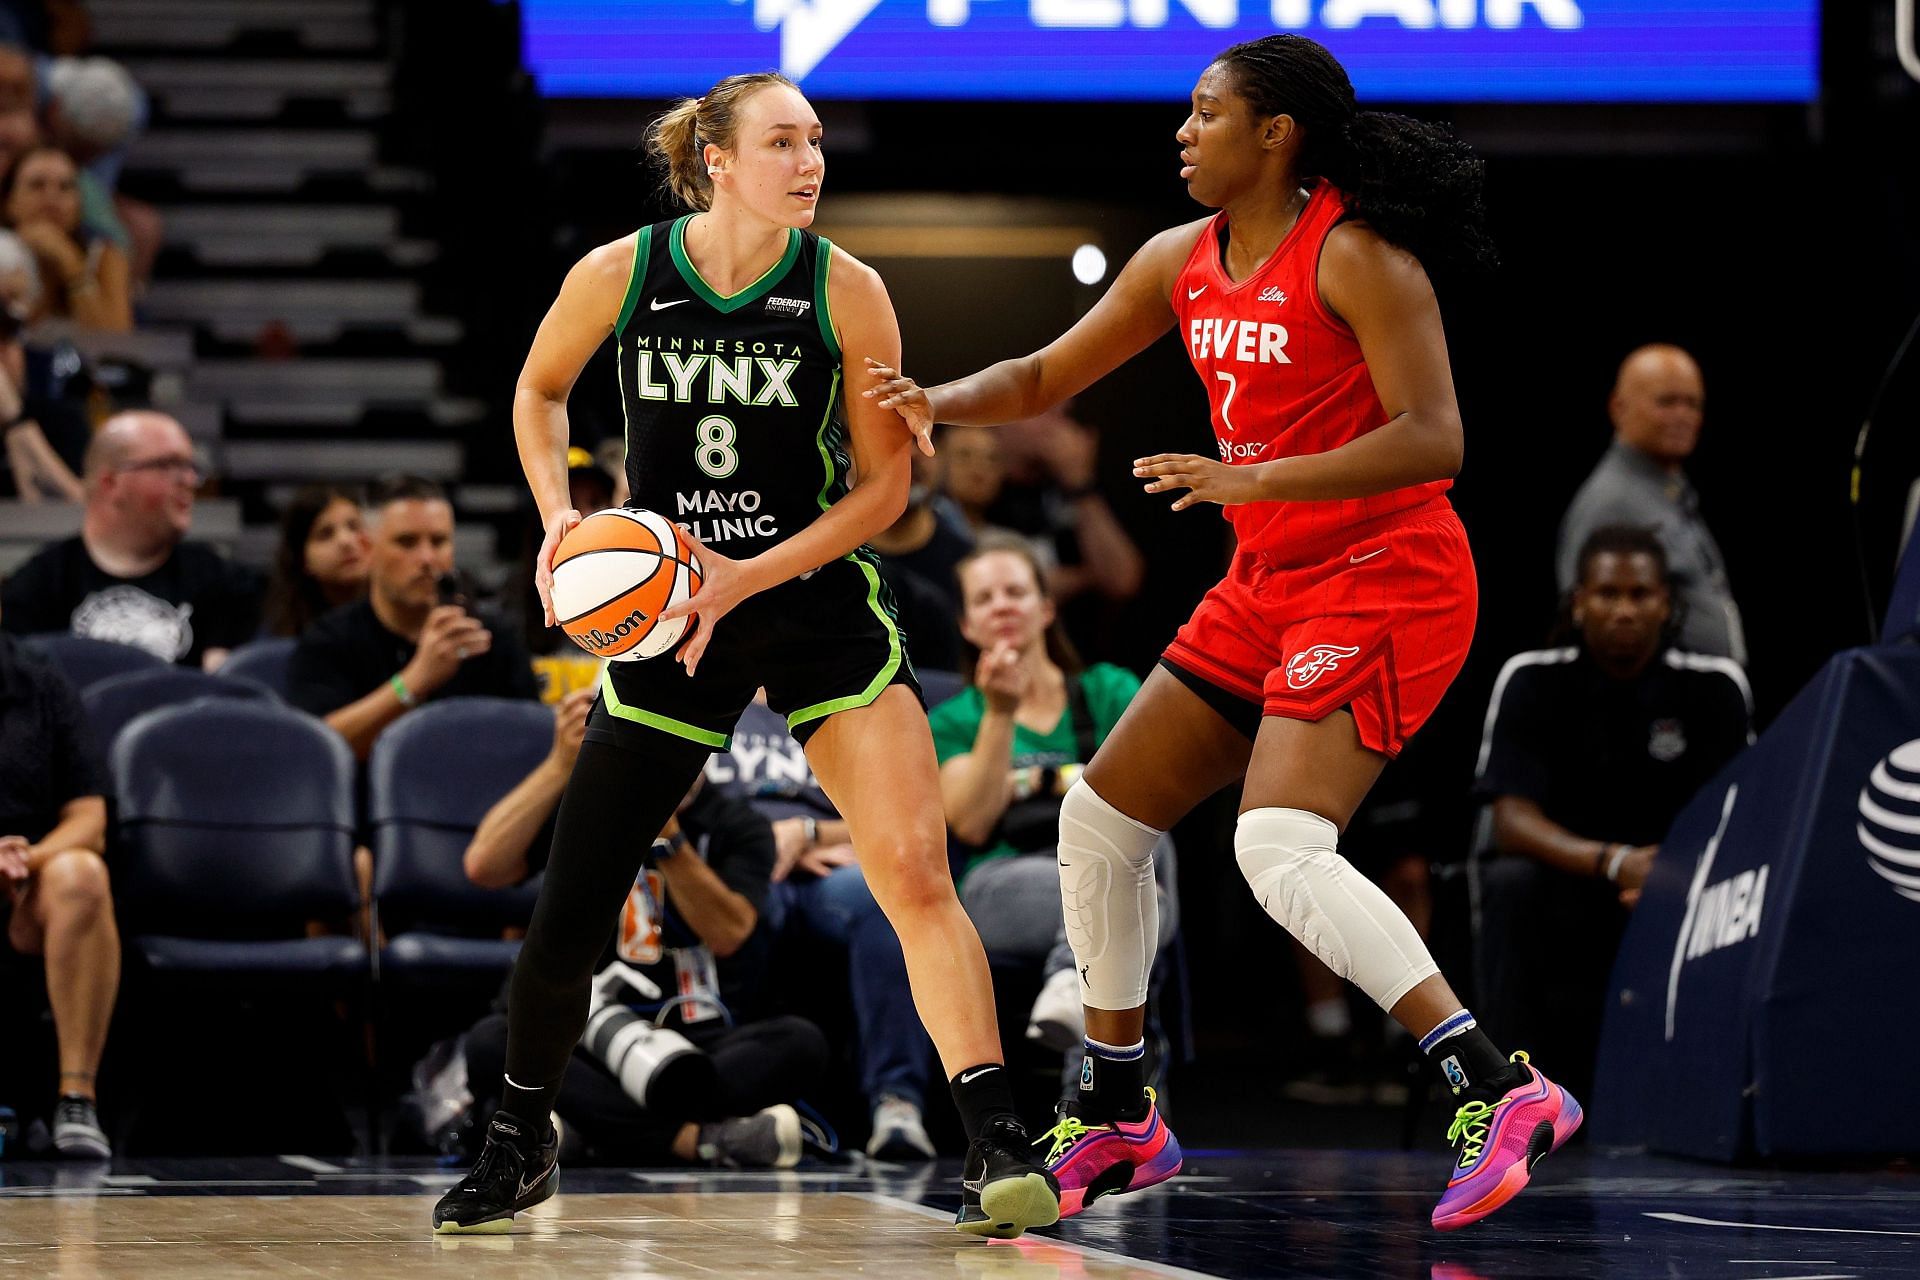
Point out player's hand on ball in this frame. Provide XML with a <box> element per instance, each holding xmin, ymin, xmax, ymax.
<box><xmin>861</xmin><ymin>357</ymin><xmax>937</xmax><ymax>456</ymax></box>
<box><xmin>535</xmin><ymin>506</ymin><xmax>584</xmax><ymax>627</ymax></box>
<box><xmin>1135</xmin><ymin>453</ymin><xmax>1266</xmax><ymax>510</ymax></box>
<box><xmin>658</xmin><ymin>529</ymin><xmax>747</xmax><ymax>677</ymax></box>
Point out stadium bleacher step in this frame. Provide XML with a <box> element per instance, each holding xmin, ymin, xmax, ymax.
<box><xmin>94</xmin><ymin>0</ymin><xmax>513</xmax><ymax>582</ymax></box>
<box><xmin>160</xmin><ymin>205</ymin><xmax>437</xmax><ymax>271</ymax></box>
<box><xmin>91</xmin><ymin>0</ymin><xmax>377</xmax><ymax>54</ymax></box>
<box><xmin>124</xmin><ymin>58</ymin><xmax>390</xmax><ymax>122</ymax></box>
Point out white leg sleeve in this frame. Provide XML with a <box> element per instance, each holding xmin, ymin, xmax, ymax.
<box><xmin>1056</xmin><ymin>780</ymin><xmax>1162</xmax><ymax>1012</ymax></box>
<box><xmin>1235</xmin><ymin>806</ymin><xmax>1439</xmax><ymax>1012</ymax></box>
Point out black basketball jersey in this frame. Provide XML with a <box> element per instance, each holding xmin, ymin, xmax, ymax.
<box><xmin>614</xmin><ymin>215</ymin><xmax>848</xmax><ymax>562</ymax></box>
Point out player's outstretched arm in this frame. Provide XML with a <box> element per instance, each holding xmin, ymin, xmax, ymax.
<box><xmin>514</xmin><ymin>235</ymin><xmax>634</xmax><ymax>625</ymax></box>
<box><xmin>862</xmin><ymin>219</ymin><xmax>1206</xmax><ymax>436</ymax></box>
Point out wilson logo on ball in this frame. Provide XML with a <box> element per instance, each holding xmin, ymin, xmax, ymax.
<box><xmin>550</xmin><ymin>508</ymin><xmax>703</xmax><ymax>663</ymax></box>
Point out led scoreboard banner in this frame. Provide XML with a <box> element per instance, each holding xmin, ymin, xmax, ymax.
<box><xmin>521</xmin><ymin>1</ymin><xmax>1818</xmax><ymax>103</ymax></box>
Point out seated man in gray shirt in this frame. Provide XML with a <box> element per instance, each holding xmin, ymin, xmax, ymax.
<box><xmin>1556</xmin><ymin>344</ymin><xmax>1746</xmax><ymax>666</ymax></box>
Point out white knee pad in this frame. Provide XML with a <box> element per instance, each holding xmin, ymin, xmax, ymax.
<box><xmin>1056</xmin><ymin>780</ymin><xmax>1161</xmax><ymax>1011</ymax></box>
<box><xmin>1235</xmin><ymin>807</ymin><xmax>1439</xmax><ymax>1012</ymax></box>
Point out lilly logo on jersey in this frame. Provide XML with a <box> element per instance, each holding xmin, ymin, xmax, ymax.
<box><xmin>1189</xmin><ymin>318</ymin><xmax>1291</xmax><ymax>366</ymax></box>
<box><xmin>1257</xmin><ymin>287</ymin><xmax>1289</xmax><ymax>305</ymax></box>
<box><xmin>1285</xmin><ymin>644</ymin><xmax>1361</xmax><ymax>689</ymax></box>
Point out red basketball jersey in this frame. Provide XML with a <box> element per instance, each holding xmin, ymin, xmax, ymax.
<box><xmin>1171</xmin><ymin>181</ymin><xmax>1450</xmax><ymax>561</ymax></box>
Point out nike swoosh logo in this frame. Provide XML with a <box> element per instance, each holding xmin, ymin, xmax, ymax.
<box><xmin>1187</xmin><ymin>286</ymin><xmax>1207</xmax><ymax>300</ymax></box>
<box><xmin>958</xmin><ymin>1067</ymin><xmax>999</xmax><ymax>1084</ymax></box>
<box><xmin>1350</xmin><ymin>548</ymin><xmax>1386</xmax><ymax>564</ymax></box>
<box><xmin>650</xmin><ymin>298</ymin><xmax>690</xmax><ymax>311</ymax></box>
<box><xmin>518</xmin><ymin>1162</ymin><xmax>553</xmax><ymax>1198</ymax></box>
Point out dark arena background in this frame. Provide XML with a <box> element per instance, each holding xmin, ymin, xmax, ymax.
<box><xmin>2</xmin><ymin>2</ymin><xmax>1918</xmax><ymax>1277</ymax></box>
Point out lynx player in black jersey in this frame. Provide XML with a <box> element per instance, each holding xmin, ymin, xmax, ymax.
<box><xmin>433</xmin><ymin>73</ymin><xmax>1060</xmax><ymax>1239</ymax></box>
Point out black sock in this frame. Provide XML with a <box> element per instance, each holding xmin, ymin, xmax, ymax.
<box><xmin>1420</xmin><ymin>1012</ymin><xmax>1523</xmax><ymax>1098</ymax></box>
<box><xmin>950</xmin><ymin>1064</ymin><xmax>1018</xmax><ymax>1143</ymax></box>
<box><xmin>495</xmin><ymin>1076</ymin><xmax>557</xmax><ymax>1147</ymax></box>
<box><xmin>1076</xmin><ymin>1037</ymin><xmax>1149</xmax><ymax>1122</ymax></box>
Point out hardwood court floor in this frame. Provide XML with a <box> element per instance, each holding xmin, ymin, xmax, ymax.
<box><xmin>0</xmin><ymin>1188</ymin><xmax>1192</xmax><ymax>1279</ymax></box>
<box><xmin>2</xmin><ymin>1151</ymin><xmax>1917</xmax><ymax>1278</ymax></box>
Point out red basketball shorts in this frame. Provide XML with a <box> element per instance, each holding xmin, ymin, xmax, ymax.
<box><xmin>1163</xmin><ymin>506</ymin><xmax>1477</xmax><ymax>758</ymax></box>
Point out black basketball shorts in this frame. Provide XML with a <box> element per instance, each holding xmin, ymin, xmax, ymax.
<box><xmin>583</xmin><ymin>553</ymin><xmax>922</xmax><ymax>752</ymax></box>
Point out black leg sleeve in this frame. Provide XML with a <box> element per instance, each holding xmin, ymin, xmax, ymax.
<box><xmin>501</xmin><ymin>733</ymin><xmax>711</xmax><ymax>1122</ymax></box>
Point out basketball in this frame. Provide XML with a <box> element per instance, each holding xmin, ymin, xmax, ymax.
<box><xmin>550</xmin><ymin>508</ymin><xmax>704</xmax><ymax>662</ymax></box>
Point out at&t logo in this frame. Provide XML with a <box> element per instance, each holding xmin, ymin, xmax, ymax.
<box><xmin>1857</xmin><ymin>738</ymin><xmax>1920</xmax><ymax>904</ymax></box>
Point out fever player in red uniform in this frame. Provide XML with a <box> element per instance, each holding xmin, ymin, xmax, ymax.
<box><xmin>865</xmin><ymin>34</ymin><xmax>1580</xmax><ymax>1232</ymax></box>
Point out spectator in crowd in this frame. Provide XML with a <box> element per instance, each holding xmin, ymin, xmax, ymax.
<box><xmin>0</xmin><ymin>42</ymin><xmax>30</xmax><ymax>114</ymax></box>
<box><xmin>1477</xmin><ymin>524</ymin><xmax>1753</xmax><ymax>1100</ymax></box>
<box><xmin>868</xmin><ymin>446</ymin><xmax>970</xmax><ymax>672</ymax></box>
<box><xmin>706</xmin><ymin>690</ymin><xmax>940</xmax><ymax>1162</ymax></box>
<box><xmin>261</xmin><ymin>484</ymin><xmax>370</xmax><ymax>639</ymax></box>
<box><xmin>2</xmin><ymin>143</ymin><xmax>128</xmax><ymax>330</ymax></box>
<box><xmin>2</xmin><ymin>410</ymin><xmax>261</xmax><ymax>668</ymax></box>
<box><xmin>0</xmin><ymin>615</ymin><xmax>115</xmax><ymax>1158</ymax></box>
<box><xmin>930</xmin><ymin>537</ymin><xmax>1176</xmax><ymax>1053</ymax></box>
<box><xmin>461</xmin><ymin>701</ymin><xmax>828</xmax><ymax>1168</ymax></box>
<box><xmin>977</xmin><ymin>407</ymin><xmax>1146</xmax><ymax>609</ymax></box>
<box><xmin>1557</xmin><ymin>344</ymin><xmax>1745</xmax><ymax>665</ymax></box>
<box><xmin>0</xmin><ymin>106</ymin><xmax>38</xmax><ymax>176</ymax></box>
<box><xmin>287</xmin><ymin>475</ymin><xmax>535</xmax><ymax>758</ymax></box>
<box><xmin>42</xmin><ymin>56</ymin><xmax>158</xmax><ymax>287</ymax></box>
<box><xmin>0</xmin><ymin>227</ymin><xmax>82</xmax><ymax>502</ymax></box>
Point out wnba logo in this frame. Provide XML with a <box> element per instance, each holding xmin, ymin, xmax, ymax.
<box><xmin>1285</xmin><ymin>644</ymin><xmax>1360</xmax><ymax>690</ymax></box>
<box><xmin>1857</xmin><ymin>738</ymin><xmax>1920</xmax><ymax>904</ymax></box>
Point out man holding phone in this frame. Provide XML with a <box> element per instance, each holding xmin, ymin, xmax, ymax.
<box><xmin>288</xmin><ymin>475</ymin><xmax>537</xmax><ymax>759</ymax></box>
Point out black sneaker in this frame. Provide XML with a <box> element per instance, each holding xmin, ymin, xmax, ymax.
<box><xmin>431</xmin><ymin>1113</ymin><xmax>559</xmax><ymax>1234</ymax></box>
<box><xmin>954</xmin><ymin>1115</ymin><xmax>1060</xmax><ymax>1239</ymax></box>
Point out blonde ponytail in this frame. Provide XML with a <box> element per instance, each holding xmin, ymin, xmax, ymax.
<box><xmin>642</xmin><ymin>71</ymin><xmax>798</xmax><ymax>212</ymax></box>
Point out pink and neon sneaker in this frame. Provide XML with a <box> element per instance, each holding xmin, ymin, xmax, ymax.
<box><xmin>1431</xmin><ymin>1051</ymin><xmax>1582</xmax><ymax>1232</ymax></box>
<box><xmin>1038</xmin><ymin>1087</ymin><xmax>1183</xmax><ymax>1218</ymax></box>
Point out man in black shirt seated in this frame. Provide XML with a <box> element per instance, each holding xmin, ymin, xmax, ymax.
<box><xmin>288</xmin><ymin>475</ymin><xmax>535</xmax><ymax>759</ymax></box>
<box><xmin>0</xmin><ymin>624</ymin><xmax>115</xmax><ymax>1157</ymax></box>
<box><xmin>460</xmin><ymin>698</ymin><xmax>827</xmax><ymax>1167</ymax></box>
<box><xmin>1474</xmin><ymin>525</ymin><xmax>1752</xmax><ymax>1100</ymax></box>
<box><xmin>1</xmin><ymin>411</ymin><xmax>260</xmax><ymax>668</ymax></box>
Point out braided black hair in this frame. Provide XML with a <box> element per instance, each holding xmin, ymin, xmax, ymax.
<box><xmin>1213</xmin><ymin>35</ymin><xmax>1497</xmax><ymax>276</ymax></box>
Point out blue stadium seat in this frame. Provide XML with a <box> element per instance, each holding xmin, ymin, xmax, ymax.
<box><xmin>369</xmin><ymin>697</ymin><xmax>553</xmax><ymax>982</ymax></box>
<box><xmin>217</xmin><ymin>635</ymin><xmax>299</xmax><ymax>698</ymax></box>
<box><xmin>82</xmin><ymin>666</ymin><xmax>276</xmax><ymax>758</ymax></box>
<box><xmin>112</xmin><ymin>700</ymin><xmax>364</xmax><ymax>984</ymax></box>
<box><xmin>21</xmin><ymin>632</ymin><xmax>165</xmax><ymax>692</ymax></box>
<box><xmin>917</xmin><ymin>666</ymin><xmax>966</xmax><ymax>710</ymax></box>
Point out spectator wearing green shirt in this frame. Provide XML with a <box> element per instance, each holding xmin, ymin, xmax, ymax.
<box><xmin>930</xmin><ymin>538</ymin><xmax>1177</xmax><ymax>1055</ymax></box>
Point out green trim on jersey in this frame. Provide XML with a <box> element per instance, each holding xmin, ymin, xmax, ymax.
<box><xmin>813</xmin><ymin>237</ymin><xmax>840</xmax><ymax>362</ymax></box>
<box><xmin>599</xmin><ymin>666</ymin><xmax>729</xmax><ymax>748</ymax></box>
<box><xmin>614</xmin><ymin>225</ymin><xmax>651</xmax><ymax>336</ymax></box>
<box><xmin>785</xmin><ymin>555</ymin><xmax>903</xmax><ymax>731</ymax></box>
<box><xmin>668</xmin><ymin>216</ymin><xmax>801</xmax><ymax>314</ymax></box>
<box><xmin>812</xmin><ymin>368</ymin><xmax>844</xmax><ymax>512</ymax></box>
